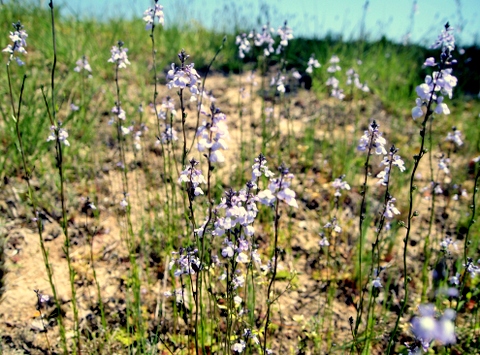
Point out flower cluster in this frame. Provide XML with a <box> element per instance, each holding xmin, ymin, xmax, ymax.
<box><xmin>178</xmin><ymin>158</ymin><xmax>206</xmax><ymax>198</ymax></box>
<box><xmin>437</xmin><ymin>156</ymin><xmax>450</xmax><ymax>175</ymax></box>
<box><xmin>357</xmin><ymin>120</ymin><xmax>387</xmax><ymax>155</ymax></box>
<box><xmin>111</xmin><ymin>103</ymin><xmax>126</xmax><ymax>121</ymax></box>
<box><xmin>235</xmin><ymin>22</ymin><xmax>292</xmax><ymax>60</ymax></box>
<box><xmin>74</xmin><ymin>56</ymin><xmax>92</xmax><ymax>74</ymax></box>
<box><xmin>346</xmin><ymin>68</ymin><xmax>369</xmax><ymax>92</ymax></box>
<box><xmin>332</xmin><ymin>174</ymin><xmax>351</xmax><ymax>197</ymax></box>
<box><xmin>107</xmin><ymin>41</ymin><xmax>130</xmax><ymax>69</ymax></box>
<box><xmin>251</xmin><ymin>153</ymin><xmax>275</xmax><ymax>181</ymax></box>
<box><xmin>464</xmin><ymin>258</ymin><xmax>480</xmax><ymax>277</ymax></box>
<box><xmin>46</xmin><ymin>123</ymin><xmax>70</xmax><ymax>147</ymax></box>
<box><xmin>257</xmin><ymin>163</ymin><xmax>298</xmax><ymax>208</ymax></box>
<box><xmin>445</xmin><ymin>126</ymin><xmax>463</xmax><ymax>147</ymax></box>
<box><xmin>158</xmin><ymin>125</ymin><xmax>178</xmax><ymax>144</ymax></box>
<box><xmin>132</xmin><ymin>122</ymin><xmax>148</xmax><ymax>150</ymax></box>
<box><xmin>253</xmin><ymin>25</ymin><xmax>275</xmax><ymax>56</ymax></box>
<box><xmin>412</xmin><ymin>24</ymin><xmax>457</xmax><ymax>120</ymax></box>
<box><xmin>410</xmin><ymin>304</ymin><xmax>456</xmax><ymax>352</ymax></box>
<box><xmin>166</xmin><ymin>51</ymin><xmax>201</xmax><ymax>100</ymax></box>
<box><xmin>143</xmin><ymin>2</ymin><xmax>164</xmax><ymax>30</ymax></box>
<box><xmin>169</xmin><ymin>247</ymin><xmax>201</xmax><ymax>277</ymax></box>
<box><xmin>383</xmin><ymin>198</ymin><xmax>400</xmax><ymax>219</ymax></box>
<box><xmin>327</xmin><ymin>55</ymin><xmax>341</xmax><ymax>73</ymax></box>
<box><xmin>213</xmin><ymin>187</ymin><xmax>258</xmax><ymax>240</ymax></box>
<box><xmin>277</xmin><ymin>21</ymin><xmax>293</xmax><ymax>48</ymax></box>
<box><xmin>196</xmin><ymin>104</ymin><xmax>230</xmax><ymax>163</ymax></box>
<box><xmin>235</xmin><ymin>33</ymin><xmax>251</xmax><ymax>59</ymax></box>
<box><xmin>270</xmin><ymin>74</ymin><xmax>286</xmax><ymax>93</ymax></box>
<box><xmin>326</xmin><ymin>55</ymin><xmax>344</xmax><ymax>100</ymax></box>
<box><xmin>306</xmin><ymin>55</ymin><xmax>321</xmax><ymax>74</ymax></box>
<box><xmin>376</xmin><ymin>145</ymin><xmax>406</xmax><ymax>185</ymax></box>
<box><xmin>3</xmin><ymin>21</ymin><xmax>28</xmax><ymax>66</ymax></box>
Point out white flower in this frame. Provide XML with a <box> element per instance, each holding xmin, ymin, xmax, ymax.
<box><xmin>236</xmin><ymin>252</ymin><xmax>249</xmax><ymax>263</ymax></box>
<box><xmin>277</xmin><ymin>187</ymin><xmax>298</xmax><ymax>208</ymax></box>
<box><xmin>232</xmin><ymin>340</ymin><xmax>246</xmax><ymax>353</ymax></box>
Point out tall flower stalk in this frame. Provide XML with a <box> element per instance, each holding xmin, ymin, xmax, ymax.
<box><xmin>260</xmin><ymin>163</ymin><xmax>298</xmax><ymax>354</ymax></box>
<box><xmin>108</xmin><ymin>38</ymin><xmax>148</xmax><ymax>350</ymax></box>
<box><xmin>46</xmin><ymin>1</ymin><xmax>82</xmax><ymax>352</ymax></box>
<box><xmin>387</xmin><ymin>23</ymin><xmax>457</xmax><ymax>354</ymax></box>
<box><xmin>352</xmin><ymin>120</ymin><xmax>387</xmax><ymax>348</ymax></box>
<box><xmin>4</xmin><ymin>18</ymin><xmax>69</xmax><ymax>354</ymax></box>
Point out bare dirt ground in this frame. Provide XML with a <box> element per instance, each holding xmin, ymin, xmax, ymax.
<box><xmin>0</xmin><ymin>73</ymin><xmax>475</xmax><ymax>354</ymax></box>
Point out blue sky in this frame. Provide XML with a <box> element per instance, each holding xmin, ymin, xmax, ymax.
<box><xmin>60</xmin><ymin>0</ymin><xmax>480</xmax><ymax>46</ymax></box>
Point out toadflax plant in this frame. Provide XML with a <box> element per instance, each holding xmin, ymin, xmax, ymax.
<box><xmin>387</xmin><ymin>23</ymin><xmax>458</xmax><ymax>354</ymax></box>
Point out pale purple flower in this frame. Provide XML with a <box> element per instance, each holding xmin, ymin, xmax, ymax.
<box><xmin>372</xmin><ymin>277</ymin><xmax>382</xmax><ymax>288</ymax></box>
<box><xmin>74</xmin><ymin>56</ymin><xmax>92</xmax><ymax>73</ymax></box>
<box><xmin>319</xmin><ymin>236</ymin><xmax>330</xmax><ymax>247</ymax></box>
<box><xmin>47</xmin><ymin>124</ymin><xmax>70</xmax><ymax>147</ymax></box>
<box><xmin>331</xmin><ymin>88</ymin><xmax>345</xmax><ymax>100</ymax></box>
<box><xmin>324</xmin><ymin>218</ymin><xmax>342</xmax><ymax>233</ymax></box>
<box><xmin>327</xmin><ymin>55</ymin><xmax>341</xmax><ymax>72</ymax></box>
<box><xmin>449</xmin><ymin>273</ymin><xmax>460</xmax><ymax>285</ymax></box>
<box><xmin>3</xmin><ymin>21</ymin><xmax>28</xmax><ymax>66</ymax></box>
<box><xmin>197</xmin><ymin>105</ymin><xmax>229</xmax><ymax>163</ymax></box>
<box><xmin>357</xmin><ymin>121</ymin><xmax>387</xmax><ymax>155</ymax></box>
<box><xmin>166</xmin><ymin>54</ymin><xmax>201</xmax><ymax>100</ymax></box>
<box><xmin>111</xmin><ymin>104</ymin><xmax>126</xmax><ymax>121</ymax></box>
<box><xmin>384</xmin><ymin>198</ymin><xmax>400</xmax><ymax>219</ymax></box>
<box><xmin>236</xmin><ymin>33</ymin><xmax>251</xmax><ymax>59</ymax></box>
<box><xmin>120</xmin><ymin>126</ymin><xmax>131</xmax><ymax>136</ymax></box>
<box><xmin>423</xmin><ymin>57</ymin><xmax>436</xmax><ymax>67</ymax></box>
<box><xmin>70</xmin><ymin>103</ymin><xmax>80</xmax><ymax>111</ymax></box>
<box><xmin>222</xmin><ymin>244</ymin><xmax>234</xmax><ymax>258</ymax></box>
<box><xmin>464</xmin><ymin>258</ymin><xmax>480</xmax><ymax>277</ymax></box>
<box><xmin>411</xmin><ymin>304</ymin><xmax>456</xmax><ymax>349</ymax></box>
<box><xmin>440</xmin><ymin>237</ymin><xmax>456</xmax><ymax>251</ymax></box>
<box><xmin>376</xmin><ymin>166</ymin><xmax>391</xmax><ymax>186</ymax></box>
<box><xmin>277</xmin><ymin>186</ymin><xmax>298</xmax><ymax>207</ymax></box>
<box><xmin>445</xmin><ymin>127</ymin><xmax>463</xmax><ymax>146</ymax></box>
<box><xmin>143</xmin><ymin>2</ymin><xmax>164</xmax><ymax>30</ymax></box>
<box><xmin>232</xmin><ymin>274</ymin><xmax>245</xmax><ymax>289</ymax></box>
<box><xmin>326</xmin><ymin>76</ymin><xmax>339</xmax><ymax>88</ymax></box>
<box><xmin>158</xmin><ymin>124</ymin><xmax>178</xmax><ymax>143</ymax></box>
<box><xmin>236</xmin><ymin>252</ymin><xmax>249</xmax><ymax>263</ymax></box>
<box><xmin>232</xmin><ymin>339</ymin><xmax>246</xmax><ymax>353</ymax></box>
<box><xmin>120</xmin><ymin>197</ymin><xmax>128</xmax><ymax>209</ymax></box>
<box><xmin>258</xmin><ymin>164</ymin><xmax>298</xmax><ymax>208</ymax></box>
<box><xmin>252</xmin><ymin>153</ymin><xmax>274</xmax><ymax>180</ymax></box>
<box><xmin>434</xmin><ymin>96</ymin><xmax>450</xmax><ymax>115</ymax></box>
<box><xmin>431</xmin><ymin>23</ymin><xmax>455</xmax><ymax>52</ymax></box>
<box><xmin>178</xmin><ymin>158</ymin><xmax>206</xmax><ymax>197</ymax></box>
<box><xmin>254</xmin><ymin>25</ymin><xmax>275</xmax><ymax>56</ymax></box>
<box><xmin>292</xmin><ymin>70</ymin><xmax>302</xmax><ymax>79</ymax></box>
<box><xmin>251</xmin><ymin>249</ymin><xmax>262</xmax><ymax>265</ymax></box>
<box><xmin>332</xmin><ymin>175</ymin><xmax>351</xmax><ymax>197</ymax></box>
<box><xmin>412</xmin><ymin>99</ymin><xmax>424</xmax><ymax>120</ymax></box>
<box><xmin>277</xmin><ymin>21</ymin><xmax>293</xmax><ymax>47</ymax></box>
<box><xmin>377</xmin><ymin>147</ymin><xmax>406</xmax><ymax>185</ymax></box>
<box><xmin>274</xmin><ymin>75</ymin><xmax>286</xmax><ymax>93</ymax></box>
<box><xmin>306</xmin><ymin>55</ymin><xmax>320</xmax><ymax>73</ymax></box>
<box><xmin>411</xmin><ymin>304</ymin><xmax>437</xmax><ymax>346</ymax></box>
<box><xmin>438</xmin><ymin>157</ymin><xmax>450</xmax><ymax>175</ymax></box>
<box><xmin>412</xmin><ymin>24</ymin><xmax>457</xmax><ymax>120</ymax></box>
<box><xmin>107</xmin><ymin>41</ymin><xmax>130</xmax><ymax>69</ymax></box>
<box><xmin>346</xmin><ymin>69</ymin><xmax>370</xmax><ymax>92</ymax></box>
<box><xmin>169</xmin><ymin>248</ymin><xmax>201</xmax><ymax>277</ymax></box>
